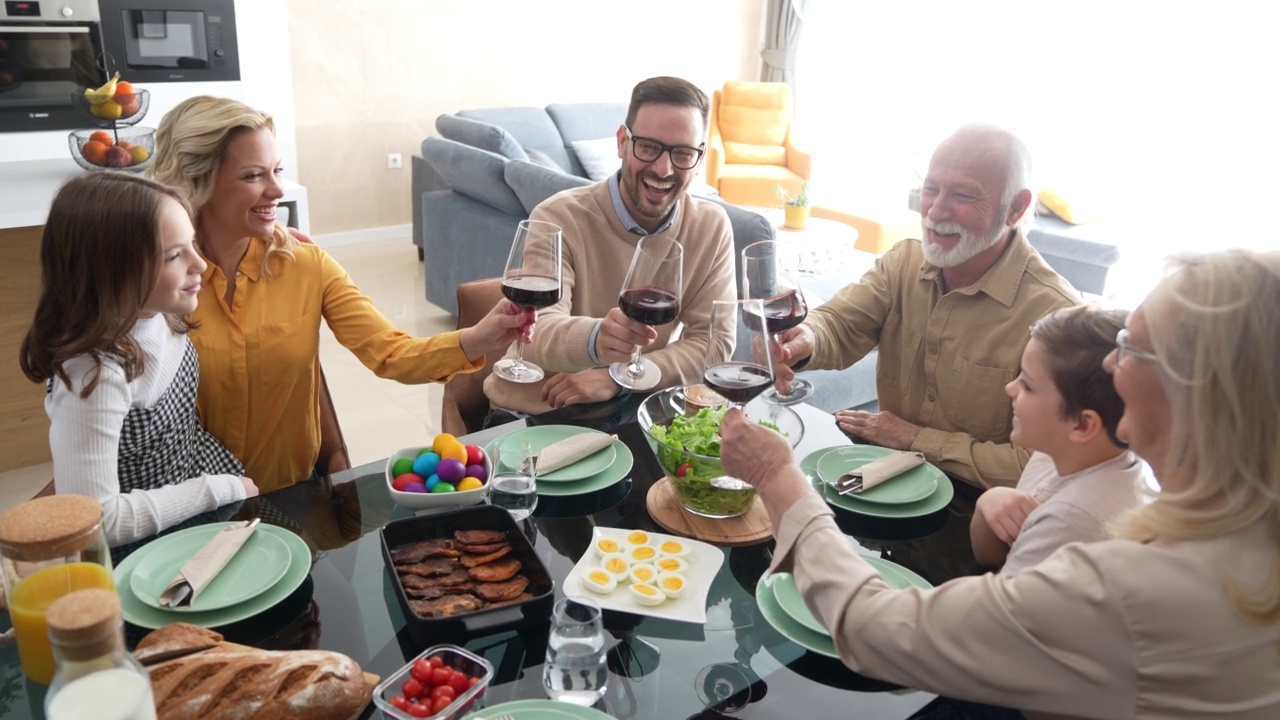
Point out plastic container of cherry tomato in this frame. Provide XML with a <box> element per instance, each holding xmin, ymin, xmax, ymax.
<box><xmin>372</xmin><ymin>643</ymin><xmax>494</xmax><ymax>720</ymax></box>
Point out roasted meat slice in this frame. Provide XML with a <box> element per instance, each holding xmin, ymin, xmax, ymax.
<box><xmin>475</xmin><ymin>575</ymin><xmax>530</xmax><ymax>602</ymax></box>
<box><xmin>399</xmin><ymin>567</ymin><xmax>473</xmax><ymax>589</ymax></box>
<box><xmin>486</xmin><ymin>592</ymin><xmax>535</xmax><ymax>609</ymax></box>
<box><xmin>395</xmin><ymin>557</ymin><xmax>459</xmax><ymax>578</ymax></box>
<box><xmin>455</xmin><ymin>541</ymin><xmax>509</xmax><ymax>555</ymax></box>
<box><xmin>405</xmin><ymin>583</ymin><xmax>478</xmax><ymax>599</ymax></box>
<box><xmin>460</xmin><ymin>545</ymin><xmax>513</xmax><ymax>568</ymax></box>
<box><xmin>467</xmin><ymin>556</ymin><xmax>522</xmax><ymax>582</ymax></box>
<box><xmin>454</xmin><ymin>529</ymin><xmax>507</xmax><ymax>546</ymax></box>
<box><xmin>390</xmin><ymin>539</ymin><xmax>460</xmax><ymax>564</ymax></box>
<box><xmin>409</xmin><ymin>593</ymin><xmax>485</xmax><ymax>618</ymax></box>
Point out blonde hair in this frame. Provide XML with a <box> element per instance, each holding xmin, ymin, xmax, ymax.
<box><xmin>148</xmin><ymin>95</ymin><xmax>296</xmax><ymax>275</ymax></box>
<box><xmin>1114</xmin><ymin>249</ymin><xmax>1280</xmax><ymax>626</ymax></box>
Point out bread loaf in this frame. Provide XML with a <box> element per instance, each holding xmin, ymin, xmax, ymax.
<box><xmin>134</xmin><ymin>624</ymin><xmax>223</xmax><ymax>665</ymax></box>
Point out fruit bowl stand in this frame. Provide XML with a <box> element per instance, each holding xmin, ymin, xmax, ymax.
<box><xmin>67</xmin><ymin>77</ymin><xmax>154</xmax><ymax>173</ymax></box>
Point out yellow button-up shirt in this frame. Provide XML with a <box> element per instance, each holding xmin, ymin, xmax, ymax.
<box><xmin>806</xmin><ymin>231</ymin><xmax>1078</xmax><ymax>487</ymax></box>
<box><xmin>190</xmin><ymin>238</ymin><xmax>480</xmax><ymax>491</ymax></box>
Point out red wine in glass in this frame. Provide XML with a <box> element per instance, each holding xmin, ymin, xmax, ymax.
<box><xmin>702</xmin><ymin>361</ymin><xmax>774</xmax><ymax>405</ymax></box>
<box><xmin>618</xmin><ymin>286</ymin><xmax>680</xmax><ymax>326</ymax></box>
<box><xmin>502</xmin><ymin>274</ymin><xmax>561</xmax><ymax>309</ymax></box>
<box><xmin>741</xmin><ymin>289</ymin><xmax>807</xmax><ymax>334</ymax></box>
<box><xmin>741</xmin><ymin>240</ymin><xmax>814</xmax><ymax>405</ymax></box>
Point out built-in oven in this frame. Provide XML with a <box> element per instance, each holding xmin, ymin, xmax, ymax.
<box><xmin>97</xmin><ymin>0</ymin><xmax>238</xmax><ymax>83</ymax></box>
<box><xmin>0</xmin><ymin>0</ymin><xmax>107</xmax><ymax>133</ymax></box>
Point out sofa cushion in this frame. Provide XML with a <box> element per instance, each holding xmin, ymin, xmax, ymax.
<box><xmin>546</xmin><ymin>103</ymin><xmax>627</xmax><ymax>176</ymax></box>
<box><xmin>723</xmin><ymin>141</ymin><xmax>787</xmax><ymax>166</ymax></box>
<box><xmin>436</xmin><ymin>114</ymin><xmax>528</xmax><ymax>161</ymax></box>
<box><xmin>505</xmin><ymin>159</ymin><xmax>592</xmax><ymax>214</ymax></box>
<box><xmin>570</xmin><ymin>137</ymin><xmax>621</xmax><ymax>181</ymax></box>
<box><xmin>456</xmin><ymin>107</ymin><xmax>575</xmax><ymax>175</ymax></box>
<box><xmin>523</xmin><ymin>147</ymin><xmax>564</xmax><ymax>173</ymax></box>
<box><xmin>421</xmin><ymin>137</ymin><xmax>526</xmax><ymax>217</ymax></box>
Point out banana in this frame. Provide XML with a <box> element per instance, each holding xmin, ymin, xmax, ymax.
<box><xmin>83</xmin><ymin>72</ymin><xmax>120</xmax><ymax>105</ymax></box>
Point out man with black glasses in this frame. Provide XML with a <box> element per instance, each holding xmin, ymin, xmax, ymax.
<box><xmin>485</xmin><ymin>76</ymin><xmax>737</xmax><ymax>417</ymax></box>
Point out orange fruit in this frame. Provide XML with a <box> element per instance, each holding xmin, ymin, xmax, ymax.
<box><xmin>113</xmin><ymin>81</ymin><xmax>134</xmax><ymax>101</ymax></box>
<box><xmin>119</xmin><ymin>97</ymin><xmax>140</xmax><ymax>118</ymax></box>
<box><xmin>89</xmin><ymin>130</ymin><xmax>113</xmax><ymax>146</ymax></box>
<box><xmin>117</xmin><ymin>141</ymin><xmax>133</xmax><ymax>151</ymax></box>
<box><xmin>81</xmin><ymin>140</ymin><xmax>109</xmax><ymax>165</ymax></box>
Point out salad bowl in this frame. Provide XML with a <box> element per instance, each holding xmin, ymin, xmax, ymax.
<box><xmin>638</xmin><ymin>386</ymin><xmax>804</xmax><ymax>518</ymax></box>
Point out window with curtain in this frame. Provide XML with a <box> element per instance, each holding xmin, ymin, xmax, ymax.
<box><xmin>794</xmin><ymin>0</ymin><xmax>1277</xmax><ymax>284</ymax></box>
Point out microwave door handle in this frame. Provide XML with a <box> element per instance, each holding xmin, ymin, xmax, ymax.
<box><xmin>0</xmin><ymin>25</ymin><xmax>92</xmax><ymax>34</ymax></box>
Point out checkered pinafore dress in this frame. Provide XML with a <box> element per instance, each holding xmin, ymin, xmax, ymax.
<box><xmin>114</xmin><ymin>339</ymin><xmax>244</xmax><ymax>491</ymax></box>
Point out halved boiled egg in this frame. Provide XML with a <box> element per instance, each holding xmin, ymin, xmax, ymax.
<box><xmin>655</xmin><ymin>556</ymin><xmax>688</xmax><ymax>574</ymax></box>
<box><xmin>656</xmin><ymin>571</ymin><xmax>687</xmax><ymax>599</ymax></box>
<box><xmin>628</xmin><ymin>582</ymin><xmax>666</xmax><ymax>606</ymax></box>
<box><xmin>628</xmin><ymin>563</ymin><xmax>658</xmax><ymax>585</ymax></box>
<box><xmin>625</xmin><ymin>530</ymin><xmax>651</xmax><ymax>547</ymax></box>
<box><xmin>582</xmin><ymin>569</ymin><xmax>617</xmax><ymax>594</ymax></box>
<box><xmin>600</xmin><ymin>552</ymin><xmax>631</xmax><ymax>581</ymax></box>
<box><xmin>628</xmin><ymin>544</ymin><xmax>658</xmax><ymax>564</ymax></box>
<box><xmin>593</xmin><ymin>536</ymin><xmax>626</xmax><ymax>559</ymax></box>
<box><xmin>657</xmin><ymin>539</ymin><xmax>690</xmax><ymax>558</ymax></box>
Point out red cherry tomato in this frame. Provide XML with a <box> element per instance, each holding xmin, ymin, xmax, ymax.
<box><xmin>430</xmin><ymin>667</ymin><xmax>452</xmax><ymax>687</ymax></box>
<box><xmin>676</xmin><ymin>462</ymin><xmax>693</xmax><ymax>477</ymax></box>
<box><xmin>447</xmin><ymin>669</ymin><xmax>470</xmax><ymax>695</ymax></box>
<box><xmin>430</xmin><ymin>695</ymin><xmax>454</xmax><ymax>715</ymax></box>
<box><xmin>411</xmin><ymin>658</ymin><xmax>432</xmax><ymax>682</ymax></box>
<box><xmin>401</xmin><ymin>677</ymin><xmax>424</xmax><ymax>699</ymax></box>
<box><xmin>430</xmin><ymin>684</ymin><xmax>456</xmax><ymax>702</ymax></box>
<box><xmin>427</xmin><ymin>655</ymin><xmax>445</xmax><ymax>669</ymax></box>
<box><xmin>469</xmin><ymin>676</ymin><xmax>481</xmax><ymax>687</ymax></box>
<box><xmin>389</xmin><ymin>695</ymin><xmax>409</xmax><ymax>710</ymax></box>
<box><xmin>406</xmin><ymin>701</ymin><xmax>433</xmax><ymax>718</ymax></box>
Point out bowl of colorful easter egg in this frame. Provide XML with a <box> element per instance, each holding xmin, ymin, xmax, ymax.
<box><xmin>385</xmin><ymin>433</ymin><xmax>491</xmax><ymax>511</ymax></box>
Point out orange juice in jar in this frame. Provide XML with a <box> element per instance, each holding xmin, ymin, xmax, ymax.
<box><xmin>0</xmin><ymin>495</ymin><xmax>113</xmax><ymax>685</ymax></box>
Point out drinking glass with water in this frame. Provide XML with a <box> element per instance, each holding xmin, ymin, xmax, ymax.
<box><xmin>489</xmin><ymin>437</ymin><xmax>537</xmax><ymax>521</ymax></box>
<box><xmin>543</xmin><ymin>596</ymin><xmax>608</xmax><ymax>706</ymax></box>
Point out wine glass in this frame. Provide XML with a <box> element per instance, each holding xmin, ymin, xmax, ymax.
<box><xmin>493</xmin><ymin>220</ymin><xmax>563</xmax><ymax>383</ymax></box>
<box><xmin>609</xmin><ymin>235</ymin><xmax>683</xmax><ymax>391</ymax></box>
<box><xmin>741</xmin><ymin>240</ymin><xmax>813</xmax><ymax>405</ymax></box>
<box><xmin>703</xmin><ymin>299</ymin><xmax>775</xmax><ymax>412</ymax></box>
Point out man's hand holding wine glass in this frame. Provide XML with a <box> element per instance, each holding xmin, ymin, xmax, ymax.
<box><xmin>593</xmin><ymin>307</ymin><xmax>660</xmax><ymax>364</ymax></box>
<box><xmin>767</xmin><ymin>324</ymin><xmax>815</xmax><ymax>390</ymax></box>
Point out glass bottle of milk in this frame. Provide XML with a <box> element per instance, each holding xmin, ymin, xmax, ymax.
<box><xmin>44</xmin><ymin>588</ymin><xmax>157</xmax><ymax>720</ymax></box>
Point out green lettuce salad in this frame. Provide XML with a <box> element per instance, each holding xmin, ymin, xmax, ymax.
<box><xmin>648</xmin><ymin>408</ymin><xmax>779</xmax><ymax>517</ymax></box>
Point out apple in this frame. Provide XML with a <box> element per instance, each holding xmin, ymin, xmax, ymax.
<box><xmin>104</xmin><ymin>146</ymin><xmax>132</xmax><ymax>168</ymax></box>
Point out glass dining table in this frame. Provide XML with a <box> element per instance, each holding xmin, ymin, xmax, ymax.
<box><xmin>0</xmin><ymin>395</ymin><xmax>967</xmax><ymax>719</ymax></box>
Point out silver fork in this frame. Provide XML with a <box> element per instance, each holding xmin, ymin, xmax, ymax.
<box><xmin>835</xmin><ymin>472</ymin><xmax>865</xmax><ymax>495</ymax></box>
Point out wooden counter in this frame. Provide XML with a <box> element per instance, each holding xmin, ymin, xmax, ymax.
<box><xmin>0</xmin><ymin>225</ymin><xmax>51</xmax><ymax>471</ymax></box>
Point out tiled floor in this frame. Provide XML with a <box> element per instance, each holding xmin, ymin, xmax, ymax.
<box><xmin>0</xmin><ymin>236</ymin><xmax>452</xmax><ymax>512</ymax></box>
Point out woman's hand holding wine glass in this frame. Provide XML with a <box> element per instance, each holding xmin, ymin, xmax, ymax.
<box><xmin>608</xmin><ymin>235</ymin><xmax>683</xmax><ymax>391</ymax></box>
<box><xmin>493</xmin><ymin>220</ymin><xmax>563</xmax><ymax>384</ymax></box>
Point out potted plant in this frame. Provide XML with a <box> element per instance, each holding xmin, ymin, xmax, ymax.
<box><xmin>776</xmin><ymin>182</ymin><xmax>811</xmax><ymax>230</ymax></box>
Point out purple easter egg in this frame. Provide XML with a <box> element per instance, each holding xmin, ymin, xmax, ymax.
<box><xmin>465</xmin><ymin>463</ymin><xmax>488</xmax><ymax>482</ymax></box>
<box><xmin>404</xmin><ymin>481</ymin><xmax>427</xmax><ymax>494</ymax></box>
<box><xmin>436</xmin><ymin>458</ymin><xmax>466</xmax><ymax>483</ymax></box>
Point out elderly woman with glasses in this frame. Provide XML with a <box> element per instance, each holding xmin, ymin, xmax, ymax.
<box><xmin>720</xmin><ymin>249</ymin><xmax>1280</xmax><ymax>718</ymax></box>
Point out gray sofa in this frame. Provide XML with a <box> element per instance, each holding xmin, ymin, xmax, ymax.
<box><xmin>411</xmin><ymin>104</ymin><xmax>878</xmax><ymax>413</ymax></box>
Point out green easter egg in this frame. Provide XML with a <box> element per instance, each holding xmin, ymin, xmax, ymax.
<box><xmin>392</xmin><ymin>457</ymin><xmax>414</xmax><ymax>477</ymax></box>
<box><xmin>431</xmin><ymin>481</ymin><xmax>457</xmax><ymax>494</ymax></box>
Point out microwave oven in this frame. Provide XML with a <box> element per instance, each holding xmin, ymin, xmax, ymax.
<box><xmin>98</xmin><ymin>0</ymin><xmax>238</xmax><ymax>83</ymax></box>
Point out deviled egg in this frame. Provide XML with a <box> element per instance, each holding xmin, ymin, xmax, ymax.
<box><xmin>655</xmin><ymin>556</ymin><xmax>688</xmax><ymax>574</ymax></box>
<box><xmin>628</xmin><ymin>563</ymin><xmax>658</xmax><ymax>585</ymax></box>
<box><xmin>656</xmin><ymin>571</ymin><xmax>688</xmax><ymax>599</ymax></box>
<box><xmin>593</xmin><ymin>536</ymin><xmax>627</xmax><ymax>559</ymax></box>
<box><xmin>628</xmin><ymin>544</ymin><xmax>659</xmax><ymax>564</ymax></box>
<box><xmin>657</xmin><ymin>539</ymin><xmax>690</xmax><ymax>558</ymax></box>
<box><xmin>625</xmin><ymin>530</ymin><xmax>652</xmax><ymax>547</ymax></box>
<box><xmin>628</xmin><ymin>582</ymin><xmax>667</xmax><ymax>607</ymax></box>
<box><xmin>582</xmin><ymin>568</ymin><xmax>617</xmax><ymax>594</ymax></box>
<box><xmin>600</xmin><ymin>552</ymin><xmax>631</xmax><ymax>581</ymax></box>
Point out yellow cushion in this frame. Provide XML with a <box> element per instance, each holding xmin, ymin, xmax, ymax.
<box><xmin>1038</xmin><ymin>187</ymin><xmax>1095</xmax><ymax>225</ymax></box>
<box><xmin>723</xmin><ymin>141</ymin><xmax>786</xmax><ymax>165</ymax></box>
<box><xmin>718</xmin><ymin>82</ymin><xmax>790</xmax><ymax>147</ymax></box>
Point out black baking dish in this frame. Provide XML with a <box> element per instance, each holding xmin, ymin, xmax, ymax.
<box><xmin>380</xmin><ymin>504</ymin><xmax>554</xmax><ymax>645</ymax></box>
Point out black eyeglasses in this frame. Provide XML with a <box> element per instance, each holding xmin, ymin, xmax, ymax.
<box><xmin>624</xmin><ymin>127</ymin><xmax>705</xmax><ymax>170</ymax></box>
<box><xmin>1116</xmin><ymin>328</ymin><xmax>1158</xmax><ymax>364</ymax></box>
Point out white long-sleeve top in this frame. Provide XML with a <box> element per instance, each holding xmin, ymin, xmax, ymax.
<box><xmin>47</xmin><ymin>314</ymin><xmax>246</xmax><ymax>546</ymax></box>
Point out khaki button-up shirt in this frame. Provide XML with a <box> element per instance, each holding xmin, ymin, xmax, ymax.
<box><xmin>805</xmin><ymin>231</ymin><xmax>1078</xmax><ymax>487</ymax></box>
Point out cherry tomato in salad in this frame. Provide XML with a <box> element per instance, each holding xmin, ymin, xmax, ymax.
<box><xmin>676</xmin><ymin>462</ymin><xmax>693</xmax><ymax>477</ymax></box>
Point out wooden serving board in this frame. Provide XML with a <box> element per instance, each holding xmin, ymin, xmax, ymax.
<box><xmin>645</xmin><ymin>477</ymin><xmax>773</xmax><ymax>546</ymax></box>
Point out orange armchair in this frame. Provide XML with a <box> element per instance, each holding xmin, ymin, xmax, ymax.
<box><xmin>704</xmin><ymin>81</ymin><xmax>811</xmax><ymax>207</ymax></box>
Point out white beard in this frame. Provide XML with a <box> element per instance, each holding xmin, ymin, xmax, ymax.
<box><xmin>921</xmin><ymin>216</ymin><xmax>1008</xmax><ymax>267</ymax></box>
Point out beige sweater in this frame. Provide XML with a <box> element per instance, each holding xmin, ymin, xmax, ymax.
<box><xmin>485</xmin><ymin>181</ymin><xmax>737</xmax><ymax>414</ymax></box>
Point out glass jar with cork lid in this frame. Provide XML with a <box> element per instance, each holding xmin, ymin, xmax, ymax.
<box><xmin>44</xmin><ymin>588</ymin><xmax>156</xmax><ymax>720</ymax></box>
<box><xmin>0</xmin><ymin>495</ymin><xmax>113</xmax><ymax>685</ymax></box>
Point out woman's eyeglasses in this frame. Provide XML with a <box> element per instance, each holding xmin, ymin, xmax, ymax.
<box><xmin>1116</xmin><ymin>328</ymin><xmax>1158</xmax><ymax>364</ymax></box>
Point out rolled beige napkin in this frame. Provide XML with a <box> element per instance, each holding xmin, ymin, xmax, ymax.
<box><xmin>841</xmin><ymin>451</ymin><xmax>926</xmax><ymax>492</ymax></box>
<box><xmin>523</xmin><ymin>433</ymin><xmax>617</xmax><ymax>475</ymax></box>
<box><xmin>159</xmin><ymin>519</ymin><xmax>260</xmax><ymax>608</ymax></box>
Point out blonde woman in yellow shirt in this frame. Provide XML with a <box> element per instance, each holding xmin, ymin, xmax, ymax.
<box><xmin>151</xmin><ymin>96</ymin><xmax>533</xmax><ymax>491</ymax></box>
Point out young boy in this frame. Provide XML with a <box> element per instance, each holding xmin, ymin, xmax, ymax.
<box><xmin>970</xmin><ymin>305</ymin><xmax>1145</xmax><ymax>574</ymax></box>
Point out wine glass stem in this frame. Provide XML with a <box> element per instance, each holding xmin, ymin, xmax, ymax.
<box><xmin>627</xmin><ymin>346</ymin><xmax>645</xmax><ymax>378</ymax></box>
<box><xmin>511</xmin><ymin>339</ymin><xmax>527</xmax><ymax>375</ymax></box>
<box><xmin>773</xmin><ymin>333</ymin><xmax>794</xmax><ymax>393</ymax></box>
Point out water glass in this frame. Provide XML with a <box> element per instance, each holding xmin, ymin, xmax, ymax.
<box><xmin>489</xmin><ymin>437</ymin><xmax>537</xmax><ymax>521</ymax></box>
<box><xmin>543</xmin><ymin>597</ymin><xmax>608</xmax><ymax>706</ymax></box>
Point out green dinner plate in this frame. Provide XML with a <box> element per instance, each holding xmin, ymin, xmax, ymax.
<box><xmin>814</xmin><ymin>446</ymin><xmax>940</xmax><ymax>504</ymax></box>
<box><xmin>130</xmin><ymin>524</ymin><xmax>292</xmax><ymax>612</ymax></box>
<box><xmin>496</xmin><ymin>425</ymin><xmax>617</xmax><ymax>482</ymax></box>
<box><xmin>113</xmin><ymin>523</ymin><xmax>310</xmax><ymax>629</ymax></box>
<box><xmin>756</xmin><ymin>573</ymin><xmax>838</xmax><ymax>658</ymax></box>
<box><xmin>800</xmin><ymin>447</ymin><xmax>955</xmax><ymax>518</ymax></box>
<box><xmin>475</xmin><ymin>699</ymin><xmax>614</xmax><ymax>719</ymax></box>
<box><xmin>772</xmin><ymin>557</ymin><xmax>932</xmax><ymax>636</ymax></box>
<box><xmin>486</xmin><ymin>438</ymin><xmax>632</xmax><ymax>497</ymax></box>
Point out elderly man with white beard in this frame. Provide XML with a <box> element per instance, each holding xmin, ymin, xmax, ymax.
<box><xmin>774</xmin><ymin>124</ymin><xmax>1078</xmax><ymax>490</ymax></box>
